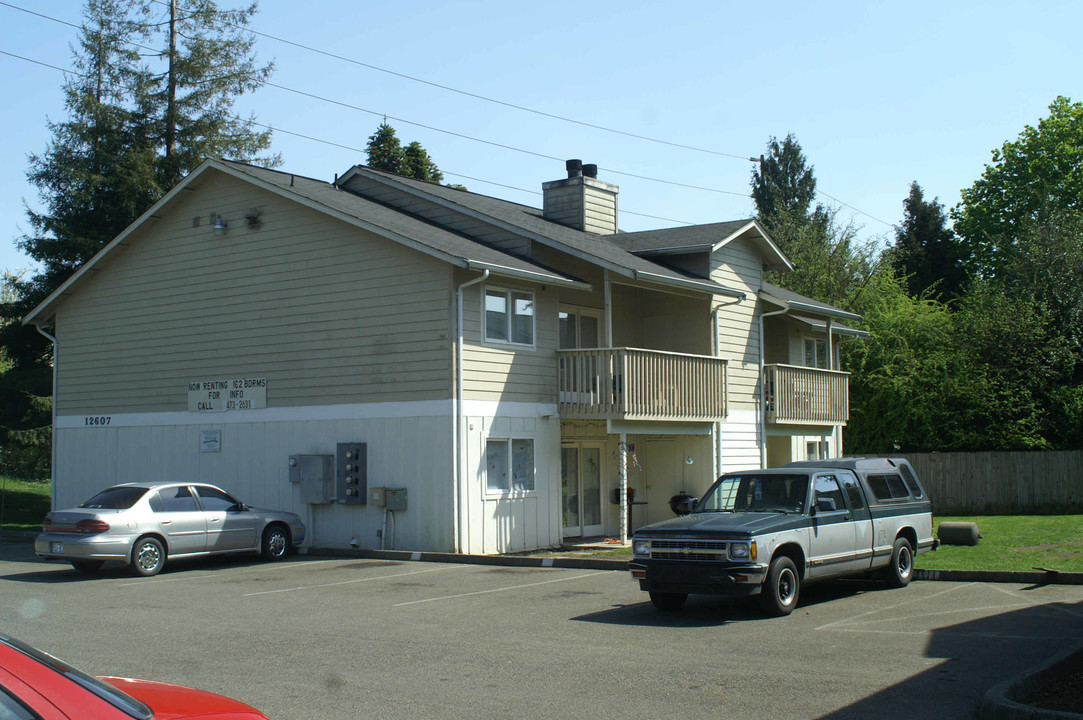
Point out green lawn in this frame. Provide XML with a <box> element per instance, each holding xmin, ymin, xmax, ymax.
<box><xmin>580</xmin><ymin>515</ymin><xmax>1083</xmax><ymax>574</ymax></box>
<box><xmin>916</xmin><ymin>515</ymin><xmax>1083</xmax><ymax>573</ymax></box>
<box><xmin>0</xmin><ymin>477</ymin><xmax>51</xmax><ymax>534</ymax></box>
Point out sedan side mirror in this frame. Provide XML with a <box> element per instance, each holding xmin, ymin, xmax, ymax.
<box><xmin>230</xmin><ymin>502</ymin><xmax>249</xmax><ymax>512</ymax></box>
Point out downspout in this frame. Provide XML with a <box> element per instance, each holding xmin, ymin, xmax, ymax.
<box><xmin>758</xmin><ymin>302</ymin><xmax>790</xmax><ymax>468</ymax></box>
<box><xmin>33</xmin><ymin>324</ymin><xmax>59</xmax><ymax>510</ymax></box>
<box><xmin>711</xmin><ymin>297</ymin><xmax>743</xmax><ymax>480</ymax></box>
<box><xmin>454</xmin><ymin>270</ymin><xmax>488</xmax><ymax>554</ymax></box>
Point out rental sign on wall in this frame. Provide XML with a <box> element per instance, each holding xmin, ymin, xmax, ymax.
<box><xmin>187</xmin><ymin>377</ymin><xmax>268</xmax><ymax>412</ymax></box>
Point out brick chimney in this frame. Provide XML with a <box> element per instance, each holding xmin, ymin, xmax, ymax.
<box><xmin>542</xmin><ymin>159</ymin><xmax>619</xmax><ymax>234</ymax></box>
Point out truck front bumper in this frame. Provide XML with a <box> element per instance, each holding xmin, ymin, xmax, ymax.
<box><xmin>630</xmin><ymin>560</ymin><xmax>768</xmax><ymax>597</ymax></box>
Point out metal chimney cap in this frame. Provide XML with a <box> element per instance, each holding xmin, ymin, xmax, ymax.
<box><xmin>583</xmin><ymin>163</ymin><xmax>598</xmax><ymax>179</ymax></box>
<box><xmin>566</xmin><ymin>159</ymin><xmax>583</xmax><ymax>178</ymax></box>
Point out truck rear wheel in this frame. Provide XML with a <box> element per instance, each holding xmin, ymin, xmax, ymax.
<box><xmin>759</xmin><ymin>556</ymin><xmax>799</xmax><ymax>616</ymax></box>
<box><xmin>649</xmin><ymin>591</ymin><xmax>687</xmax><ymax>611</ymax></box>
<box><xmin>885</xmin><ymin>538</ymin><xmax>914</xmax><ymax>588</ymax></box>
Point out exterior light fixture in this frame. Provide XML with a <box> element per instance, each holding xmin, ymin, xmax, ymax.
<box><xmin>212</xmin><ymin>214</ymin><xmax>228</xmax><ymax>236</ymax></box>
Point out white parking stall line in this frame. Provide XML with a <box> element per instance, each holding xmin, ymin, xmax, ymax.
<box><xmin>393</xmin><ymin>571</ymin><xmax>608</xmax><ymax>607</ymax></box>
<box><xmin>816</xmin><ymin>583</ymin><xmax>976</xmax><ymax>631</ymax></box>
<box><xmin>243</xmin><ymin>564</ymin><xmax>466</xmax><ymax>597</ymax></box>
<box><xmin>117</xmin><ymin>558</ymin><xmax>341</xmax><ymax>587</ymax></box>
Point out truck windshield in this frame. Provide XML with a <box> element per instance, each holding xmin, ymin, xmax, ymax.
<box><xmin>697</xmin><ymin>474</ymin><xmax>809</xmax><ymax>514</ymax></box>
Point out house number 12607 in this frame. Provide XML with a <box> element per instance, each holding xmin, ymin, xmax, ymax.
<box><xmin>84</xmin><ymin>416</ymin><xmax>112</xmax><ymax>426</ymax></box>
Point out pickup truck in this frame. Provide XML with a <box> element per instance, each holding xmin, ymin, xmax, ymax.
<box><xmin>629</xmin><ymin>457</ymin><xmax>936</xmax><ymax>616</ymax></box>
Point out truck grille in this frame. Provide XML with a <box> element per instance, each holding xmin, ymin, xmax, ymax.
<box><xmin>650</xmin><ymin>539</ymin><xmax>728</xmax><ymax>561</ymax></box>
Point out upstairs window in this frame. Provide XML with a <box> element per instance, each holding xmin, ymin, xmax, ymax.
<box><xmin>485</xmin><ymin>288</ymin><xmax>534</xmax><ymax>346</ymax></box>
<box><xmin>804</xmin><ymin>337</ymin><xmax>828</xmax><ymax>369</ymax></box>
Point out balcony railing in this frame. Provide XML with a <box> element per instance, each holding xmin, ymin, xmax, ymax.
<box><xmin>557</xmin><ymin>348</ymin><xmax>727</xmax><ymax>421</ymax></box>
<box><xmin>764</xmin><ymin>363</ymin><xmax>849</xmax><ymax>425</ymax></box>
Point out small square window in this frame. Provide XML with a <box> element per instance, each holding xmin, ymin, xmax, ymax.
<box><xmin>486</xmin><ymin>438</ymin><xmax>534</xmax><ymax>492</ymax></box>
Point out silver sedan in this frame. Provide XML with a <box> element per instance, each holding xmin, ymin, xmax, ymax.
<box><xmin>35</xmin><ymin>482</ymin><xmax>306</xmax><ymax>577</ymax></box>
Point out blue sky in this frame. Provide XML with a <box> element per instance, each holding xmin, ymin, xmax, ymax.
<box><xmin>1</xmin><ymin>0</ymin><xmax>1081</xmax><ymax>277</ymax></box>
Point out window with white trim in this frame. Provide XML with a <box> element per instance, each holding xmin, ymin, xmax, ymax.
<box><xmin>485</xmin><ymin>438</ymin><xmax>535</xmax><ymax>492</ymax></box>
<box><xmin>485</xmin><ymin>288</ymin><xmax>534</xmax><ymax>345</ymax></box>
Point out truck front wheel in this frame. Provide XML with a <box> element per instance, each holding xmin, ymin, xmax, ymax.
<box><xmin>759</xmin><ymin>556</ymin><xmax>799</xmax><ymax>616</ymax></box>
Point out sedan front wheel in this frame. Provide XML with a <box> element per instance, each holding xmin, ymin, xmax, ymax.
<box><xmin>261</xmin><ymin>525</ymin><xmax>290</xmax><ymax>561</ymax></box>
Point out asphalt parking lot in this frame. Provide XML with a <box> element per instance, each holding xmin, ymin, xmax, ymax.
<box><xmin>2</xmin><ymin>542</ymin><xmax>1082</xmax><ymax>720</ymax></box>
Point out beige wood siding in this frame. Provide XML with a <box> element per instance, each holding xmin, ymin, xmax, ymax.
<box><xmin>339</xmin><ymin>175</ymin><xmax>533</xmax><ymax>257</ymax></box>
<box><xmin>459</xmin><ymin>273</ymin><xmax>559</xmax><ymax>403</ymax></box>
<box><xmin>711</xmin><ymin>237</ymin><xmax>763</xmax><ymax>413</ymax></box>
<box><xmin>54</xmin><ymin>172</ymin><xmax>454</xmax><ymax>415</ymax></box>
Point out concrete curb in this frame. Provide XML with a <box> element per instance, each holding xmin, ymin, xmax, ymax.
<box><xmin>978</xmin><ymin>644</ymin><xmax>1083</xmax><ymax>720</ymax></box>
<box><xmin>914</xmin><ymin>568</ymin><xmax>1083</xmax><ymax>586</ymax></box>
<box><xmin>315</xmin><ymin>547</ymin><xmax>628</xmax><ymax>571</ymax></box>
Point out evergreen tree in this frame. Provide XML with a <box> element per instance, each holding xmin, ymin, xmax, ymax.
<box><xmin>890</xmin><ymin>182</ymin><xmax>969</xmax><ymax>302</ymax></box>
<box><xmin>402</xmin><ymin>141</ymin><xmax>444</xmax><ymax>184</ymax></box>
<box><xmin>1</xmin><ymin>0</ymin><xmax>276</xmax><ymax>478</ymax></box>
<box><xmin>751</xmin><ymin>133</ymin><xmax>823</xmax><ymax>228</ymax></box>
<box><xmin>365</xmin><ymin>122</ymin><xmax>405</xmax><ymax>175</ymax></box>
<box><xmin>365</xmin><ymin>122</ymin><xmax>452</xmax><ymax>185</ymax></box>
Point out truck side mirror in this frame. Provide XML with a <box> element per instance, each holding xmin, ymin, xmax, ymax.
<box><xmin>673</xmin><ymin>498</ymin><xmax>698</xmax><ymax>515</ymax></box>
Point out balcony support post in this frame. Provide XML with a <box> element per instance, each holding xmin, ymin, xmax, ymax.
<box><xmin>618</xmin><ymin>432</ymin><xmax>628</xmax><ymax>544</ymax></box>
<box><xmin>758</xmin><ymin>302</ymin><xmax>790</xmax><ymax>467</ymax></box>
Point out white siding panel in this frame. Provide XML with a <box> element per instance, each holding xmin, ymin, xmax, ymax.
<box><xmin>55</xmin><ymin>407</ymin><xmax>455</xmax><ymax>552</ymax></box>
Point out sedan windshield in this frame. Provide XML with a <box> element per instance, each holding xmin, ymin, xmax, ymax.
<box><xmin>79</xmin><ymin>486</ymin><xmax>148</xmax><ymax>510</ymax></box>
<box><xmin>697</xmin><ymin>474</ymin><xmax>809</xmax><ymax>514</ymax></box>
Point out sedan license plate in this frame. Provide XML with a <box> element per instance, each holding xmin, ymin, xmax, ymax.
<box><xmin>50</xmin><ymin>542</ymin><xmax>63</xmax><ymax>553</ymax></box>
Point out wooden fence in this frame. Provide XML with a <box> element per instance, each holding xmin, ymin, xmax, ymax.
<box><xmin>884</xmin><ymin>450</ymin><xmax>1083</xmax><ymax>515</ymax></box>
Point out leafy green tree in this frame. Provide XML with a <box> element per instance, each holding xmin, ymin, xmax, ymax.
<box><xmin>954</xmin><ymin>96</ymin><xmax>1083</xmax><ymax>279</ymax></box>
<box><xmin>843</xmin><ymin>270</ymin><xmax>977</xmax><ymax>452</ymax></box>
<box><xmin>890</xmin><ymin>182</ymin><xmax>969</xmax><ymax>302</ymax></box>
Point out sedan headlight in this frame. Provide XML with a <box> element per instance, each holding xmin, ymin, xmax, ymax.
<box><xmin>729</xmin><ymin>542</ymin><xmax>750</xmax><ymax>560</ymax></box>
<box><xmin>633</xmin><ymin>539</ymin><xmax>651</xmax><ymax>558</ymax></box>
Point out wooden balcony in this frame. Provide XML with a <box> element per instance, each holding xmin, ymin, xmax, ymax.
<box><xmin>557</xmin><ymin>348</ymin><xmax>727</xmax><ymax>421</ymax></box>
<box><xmin>764</xmin><ymin>363</ymin><xmax>849</xmax><ymax>425</ymax></box>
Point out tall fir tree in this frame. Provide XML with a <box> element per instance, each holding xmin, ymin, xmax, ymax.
<box><xmin>890</xmin><ymin>182</ymin><xmax>969</xmax><ymax>302</ymax></box>
<box><xmin>1</xmin><ymin>0</ymin><xmax>276</xmax><ymax>477</ymax></box>
<box><xmin>365</xmin><ymin>122</ymin><xmax>451</xmax><ymax>184</ymax></box>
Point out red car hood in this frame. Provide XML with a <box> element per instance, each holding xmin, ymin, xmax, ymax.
<box><xmin>101</xmin><ymin>676</ymin><xmax>268</xmax><ymax>720</ymax></box>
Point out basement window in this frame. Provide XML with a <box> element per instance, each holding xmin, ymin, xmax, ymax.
<box><xmin>485</xmin><ymin>288</ymin><xmax>534</xmax><ymax>346</ymax></box>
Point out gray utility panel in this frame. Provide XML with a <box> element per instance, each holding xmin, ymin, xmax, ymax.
<box><xmin>289</xmin><ymin>454</ymin><xmax>334</xmax><ymax>504</ymax></box>
<box><xmin>336</xmin><ymin>442</ymin><xmax>367</xmax><ymax>505</ymax></box>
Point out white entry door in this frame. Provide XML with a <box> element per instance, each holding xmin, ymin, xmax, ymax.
<box><xmin>561</xmin><ymin>444</ymin><xmax>604</xmax><ymax>538</ymax></box>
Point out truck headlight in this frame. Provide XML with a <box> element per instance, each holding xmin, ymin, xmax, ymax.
<box><xmin>729</xmin><ymin>542</ymin><xmax>750</xmax><ymax>560</ymax></box>
<box><xmin>633</xmin><ymin>539</ymin><xmax>651</xmax><ymax>558</ymax></box>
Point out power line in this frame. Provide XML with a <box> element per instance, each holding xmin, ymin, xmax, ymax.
<box><xmin>144</xmin><ymin>0</ymin><xmax>757</xmax><ymax>163</ymax></box>
<box><xmin>0</xmin><ymin>1</ymin><xmax>892</xmax><ymax>227</ymax></box>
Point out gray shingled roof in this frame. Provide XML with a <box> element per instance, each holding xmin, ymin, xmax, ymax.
<box><xmin>606</xmin><ymin>220</ymin><xmax>754</xmax><ymax>253</ymax></box>
<box><xmin>336</xmin><ymin>165</ymin><xmax>746</xmax><ymax>297</ymax></box>
<box><xmin>220</xmin><ymin>161</ymin><xmax>586</xmax><ymax>287</ymax></box>
<box><xmin>760</xmin><ymin>282</ymin><xmax>862</xmax><ymax>321</ymax></box>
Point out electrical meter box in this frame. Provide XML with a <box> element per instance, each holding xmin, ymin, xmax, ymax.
<box><xmin>385</xmin><ymin>487</ymin><xmax>407</xmax><ymax>511</ymax></box>
<box><xmin>336</xmin><ymin>442</ymin><xmax>367</xmax><ymax>504</ymax></box>
<box><xmin>289</xmin><ymin>454</ymin><xmax>334</xmax><ymax>504</ymax></box>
